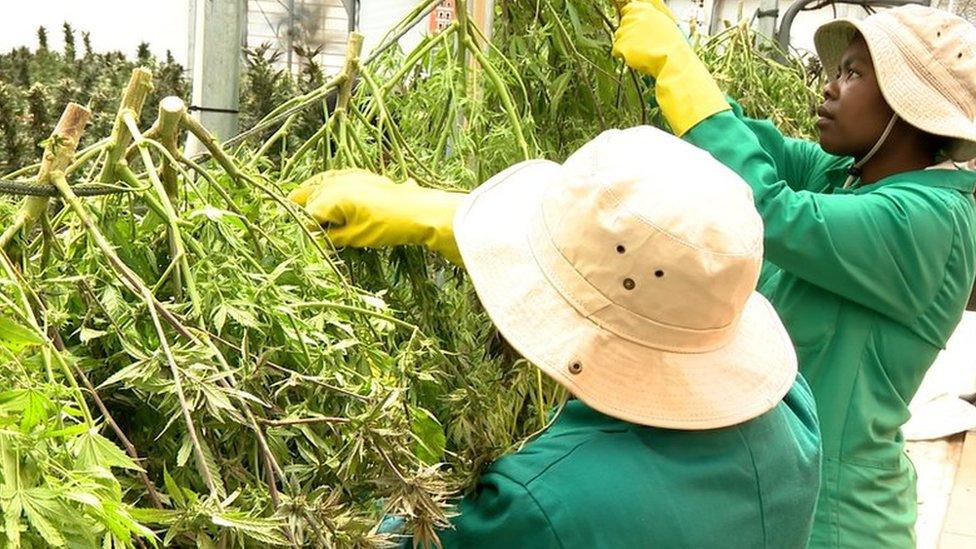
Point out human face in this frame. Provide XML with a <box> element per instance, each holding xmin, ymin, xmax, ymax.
<box><xmin>817</xmin><ymin>34</ymin><xmax>896</xmax><ymax>157</ymax></box>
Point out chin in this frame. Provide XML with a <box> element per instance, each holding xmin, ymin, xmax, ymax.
<box><xmin>817</xmin><ymin>133</ymin><xmax>844</xmax><ymax>156</ymax></box>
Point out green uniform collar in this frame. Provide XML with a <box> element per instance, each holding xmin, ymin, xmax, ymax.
<box><xmin>551</xmin><ymin>399</ymin><xmax>631</xmax><ymax>433</ymax></box>
<box><xmin>835</xmin><ymin>167</ymin><xmax>976</xmax><ymax>195</ymax></box>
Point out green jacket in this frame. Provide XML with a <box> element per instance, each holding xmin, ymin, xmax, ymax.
<box><xmin>429</xmin><ymin>376</ymin><xmax>820</xmax><ymax>548</ymax></box>
<box><xmin>684</xmin><ymin>104</ymin><xmax>976</xmax><ymax>548</ymax></box>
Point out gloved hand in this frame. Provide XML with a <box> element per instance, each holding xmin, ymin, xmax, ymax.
<box><xmin>612</xmin><ymin>0</ymin><xmax>730</xmax><ymax>136</ymax></box>
<box><xmin>287</xmin><ymin>169</ymin><xmax>466</xmax><ymax>264</ymax></box>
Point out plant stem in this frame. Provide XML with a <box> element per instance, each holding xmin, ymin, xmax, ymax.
<box><xmin>465</xmin><ymin>35</ymin><xmax>531</xmax><ymax>159</ymax></box>
<box><xmin>157</xmin><ymin>96</ymin><xmax>187</xmax><ymax>202</ymax></box>
<box><xmin>123</xmin><ymin>112</ymin><xmax>203</xmax><ymax>316</ymax></box>
<box><xmin>1</xmin><ymin>103</ymin><xmax>91</xmax><ymax>251</ymax></box>
<box><xmin>246</xmin><ymin>114</ymin><xmax>297</xmax><ymax>170</ymax></box>
<box><xmin>258</xmin><ymin>416</ymin><xmax>351</xmax><ymax>427</ymax></box>
<box><xmin>145</xmin><ymin>284</ymin><xmax>220</xmax><ymax>500</ymax></box>
<box><xmin>97</xmin><ymin>68</ymin><xmax>153</xmax><ymax>184</ymax></box>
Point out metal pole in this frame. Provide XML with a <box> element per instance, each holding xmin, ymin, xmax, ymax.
<box><xmin>756</xmin><ymin>0</ymin><xmax>779</xmax><ymax>40</ymax></box>
<box><xmin>286</xmin><ymin>0</ymin><xmax>296</xmax><ymax>73</ymax></box>
<box><xmin>186</xmin><ymin>0</ymin><xmax>247</xmax><ymax>155</ymax></box>
<box><xmin>775</xmin><ymin>0</ymin><xmax>929</xmax><ymax>60</ymax></box>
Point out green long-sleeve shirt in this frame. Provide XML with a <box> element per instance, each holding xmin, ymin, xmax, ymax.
<box><xmin>684</xmin><ymin>103</ymin><xmax>976</xmax><ymax>548</ymax></box>
<box><xmin>413</xmin><ymin>376</ymin><xmax>820</xmax><ymax>548</ymax></box>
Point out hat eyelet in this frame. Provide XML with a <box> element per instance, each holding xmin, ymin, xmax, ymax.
<box><xmin>654</xmin><ymin>270</ymin><xmax>665</xmax><ymax>278</ymax></box>
<box><xmin>623</xmin><ymin>278</ymin><xmax>636</xmax><ymax>290</ymax></box>
<box><xmin>616</xmin><ymin>244</ymin><xmax>626</xmax><ymax>254</ymax></box>
<box><xmin>568</xmin><ymin>361</ymin><xmax>583</xmax><ymax>375</ymax></box>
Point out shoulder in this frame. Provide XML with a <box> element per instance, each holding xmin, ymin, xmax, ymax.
<box><xmin>489</xmin><ymin>423</ymin><xmax>633</xmax><ymax>487</ymax></box>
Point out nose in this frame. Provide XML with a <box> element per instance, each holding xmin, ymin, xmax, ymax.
<box><xmin>823</xmin><ymin>78</ymin><xmax>839</xmax><ymax>101</ymax></box>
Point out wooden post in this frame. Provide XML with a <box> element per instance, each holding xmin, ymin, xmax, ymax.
<box><xmin>0</xmin><ymin>103</ymin><xmax>91</xmax><ymax>250</ymax></box>
<box><xmin>186</xmin><ymin>0</ymin><xmax>246</xmax><ymax>155</ymax></box>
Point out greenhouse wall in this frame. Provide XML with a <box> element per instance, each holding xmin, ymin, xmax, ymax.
<box><xmin>246</xmin><ymin>0</ymin><xmax>350</xmax><ymax>74</ymax></box>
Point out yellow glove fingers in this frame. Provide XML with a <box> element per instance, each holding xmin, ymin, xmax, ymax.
<box><xmin>632</xmin><ymin>0</ymin><xmax>678</xmax><ymax>23</ymax></box>
<box><xmin>613</xmin><ymin>3</ymin><xmax>672</xmax><ymax>75</ymax></box>
<box><xmin>288</xmin><ymin>168</ymin><xmax>390</xmax><ymax>206</ymax></box>
<box><xmin>304</xmin><ymin>186</ymin><xmax>352</xmax><ymax>228</ymax></box>
<box><xmin>287</xmin><ymin>182</ymin><xmax>319</xmax><ymax>206</ymax></box>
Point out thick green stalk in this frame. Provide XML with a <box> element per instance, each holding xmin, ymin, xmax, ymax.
<box><xmin>96</xmin><ymin>68</ymin><xmax>153</xmax><ymax>184</ymax></box>
<box><xmin>157</xmin><ymin>96</ymin><xmax>187</xmax><ymax>202</ymax></box>
<box><xmin>281</xmin><ymin>117</ymin><xmax>335</xmax><ymax>181</ymax></box>
<box><xmin>358</xmin><ymin>71</ymin><xmax>407</xmax><ymax>178</ymax></box>
<box><xmin>123</xmin><ymin>111</ymin><xmax>202</xmax><ymax>318</ymax></box>
<box><xmin>246</xmin><ymin>114</ymin><xmax>297</xmax><ymax>170</ymax></box>
<box><xmin>1</xmin><ymin>103</ymin><xmax>91</xmax><ymax>251</ymax></box>
<box><xmin>465</xmin><ymin>35</ymin><xmax>531</xmax><ymax>159</ymax></box>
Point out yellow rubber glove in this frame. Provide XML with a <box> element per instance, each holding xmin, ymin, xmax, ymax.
<box><xmin>287</xmin><ymin>169</ymin><xmax>466</xmax><ymax>264</ymax></box>
<box><xmin>612</xmin><ymin>0</ymin><xmax>730</xmax><ymax>136</ymax></box>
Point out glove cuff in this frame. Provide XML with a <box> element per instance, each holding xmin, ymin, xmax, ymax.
<box><xmin>654</xmin><ymin>52</ymin><xmax>732</xmax><ymax>136</ymax></box>
<box><xmin>413</xmin><ymin>189</ymin><xmax>466</xmax><ymax>265</ymax></box>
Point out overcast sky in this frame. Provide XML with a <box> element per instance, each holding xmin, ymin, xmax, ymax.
<box><xmin>1</xmin><ymin>1</ymin><xmax>191</xmax><ymax>65</ymax></box>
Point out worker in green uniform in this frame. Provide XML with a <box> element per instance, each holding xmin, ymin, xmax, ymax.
<box><xmin>611</xmin><ymin>2</ymin><xmax>976</xmax><ymax>547</ymax></box>
<box><xmin>289</xmin><ymin>127</ymin><xmax>821</xmax><ymax>547</ymax></box>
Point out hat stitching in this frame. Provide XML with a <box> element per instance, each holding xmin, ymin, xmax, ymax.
<box><xmin>521</xmin><ymin>312</ymin><xmax>792</xmax><ymax>423</ymax></box>
<box><xmin>877</xmin><ymin>19</ymin><xmax>974</xmax><ymax>117</ymax></box>
<box><xmin>600</xmin><ymin>184</ymin><xmax>762</xmax><ymax>257</ymax></box>
<box><xmin>529</xmin><ymin>209</ymin><xmax>742</xmax><ymax>340</ymax></box>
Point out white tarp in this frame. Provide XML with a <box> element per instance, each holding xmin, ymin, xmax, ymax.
<box><xmin>904</xmin><ymin>311</ymin><xmax>976</xmax><ymax>441</ymax></box>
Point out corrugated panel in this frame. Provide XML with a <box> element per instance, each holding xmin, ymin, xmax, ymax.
<box><xmin>247</xmin><ymin>0</ymin><xmax>349</xmax><ymax>74</ymax></box>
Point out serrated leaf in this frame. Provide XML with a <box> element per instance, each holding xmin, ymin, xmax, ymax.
<box><xmin>410</xmin><ymin>406</ymin><xmax>446</xmax><ymax>465</ymax></box>
<box><xmin>99</xmin><ymin>286</ymin><xmax>124</xmax><ymax>319</ymax></box>
<box><xmin>199</xmin><ymin>438</ymin><xmax>226</xmax><ymax>499</ymax></box>
<box><xmin>64</xmin><ymin>491</ymin><xmax>100</xmax><ymax>507</ymax></box>
<box><xmin>96</xmin><ymin>360</ymin><xmax>150</xmax><ymax>390</ymax></box>
<box><xmin>79</xmin><ymin>327</ymin><xmax>108</xmax><ymax>343</ymax></box>
<box><xmin>73</xmin><ymin>431</ymin><xmax>142</xmax><ymax>471</ymax></box>
<box><xmin>129</xmin><ymin>507</ymin><xmax>181</xmax><ymax>526</ymax></box>
<box><xmin>20</xmin><ymin>390</ymin><xmax>52</xmax><ymax>431</ymax></box>
<box><xmin>0</xmin><ymin>390</ymin><xmax>29</xmax><ymax>415</ymax></box>
<box><xmin>213</xmin><ymin>305</ymin><xmax>228</xmax><ymax>332</ymax></box>
<box><xmin>42</xmin><ymin>422</ymin><xmax>89</xmax><ymax>439</ymax></box>
<box><xmin>225</xmin><ymin>304</ymin><xmax>261</xmax><ymax>329</ymax></box>
<box><xmin>0</xmin><ymin>318</ymin><xmax>44</xmax><ymax>352</ymax></box>
<box><xmin>162</xmin><ymin>467</ymin><xmax>184</xmax><ymax>508</ymax></box>
<box><xmin>211</xmin><ymin>512</ymin><xmax>287</xmax><ymax>545</ymax></box>
<box><xmin>4</xmin><ymin>491</ymin><xmax>23</xmax><ymax>549</ymax></box>
<box><xmin>176</xmin><ymin>436</ymin><xmax>192</xmax><ymax>468</ymax></box>
<box><xmin>21</xmin><ymin>488</ymin><xmax>65</xmax><ymax>547</ymax></box>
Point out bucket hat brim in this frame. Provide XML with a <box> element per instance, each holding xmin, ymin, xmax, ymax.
<box><xmin>814</xmin><ymin>18</ymin><xmax>976</xmax><ymax>161</ymax></box>
<box><xmin>453</xmin><ymin>160</ymin><xmax>798</xmax><ymax>430</ymax></box>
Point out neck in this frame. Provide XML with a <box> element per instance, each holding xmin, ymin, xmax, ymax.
<box><xmin>855</xmin><ymin>125</ymin><xmax>937</xmax><ymax>185</ymax></box>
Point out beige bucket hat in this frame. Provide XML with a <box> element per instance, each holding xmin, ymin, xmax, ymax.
<box><xmin>814</xmin><ymin>5</ymin><xmax>976</xmax><ymax>161</ymax></box>
<box><xmin>453</xmin><ymin>127</ymin><xmax>798</xmax><ymax>430</ymax></box>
